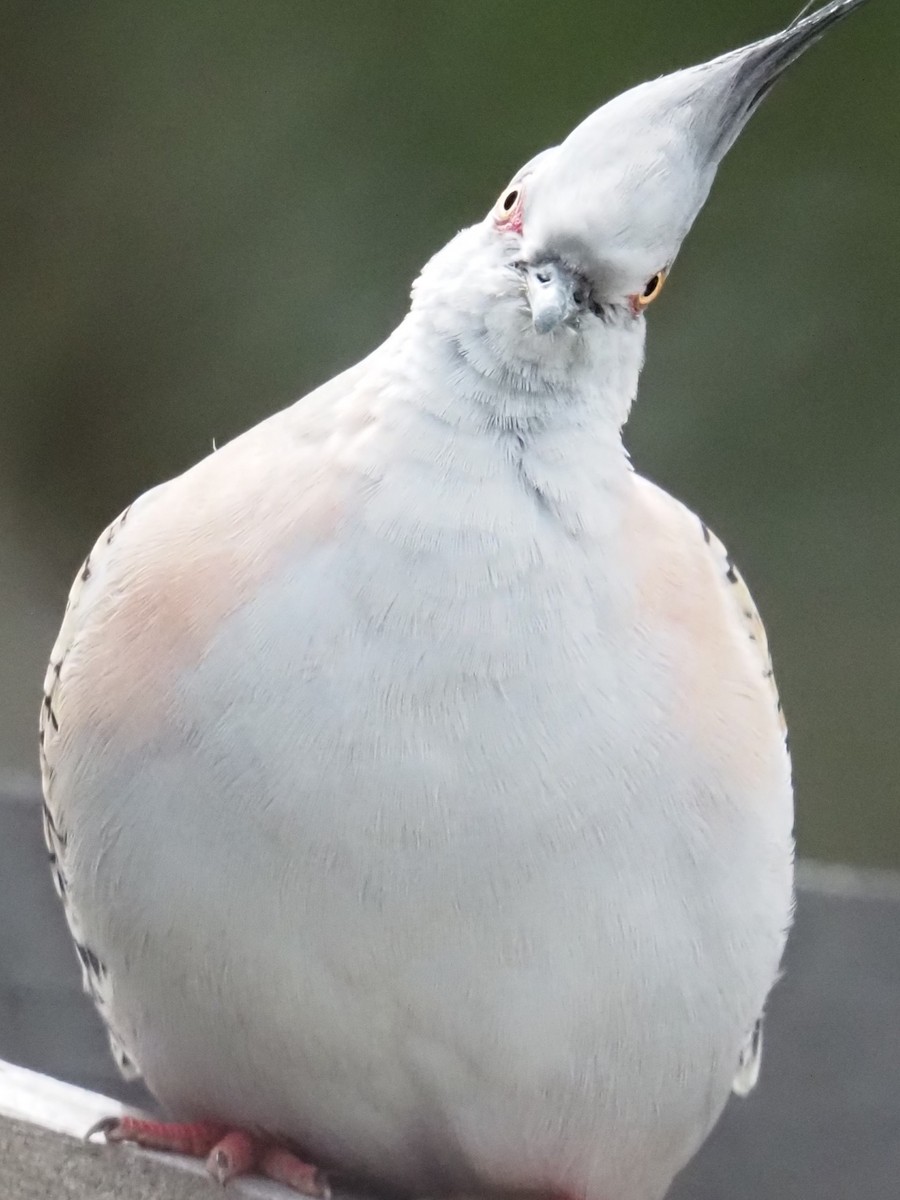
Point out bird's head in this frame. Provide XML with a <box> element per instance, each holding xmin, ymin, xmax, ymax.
<box><xmin>411</xmin><ymin>0</ymin><xmax>870</xmax><ymax>403</ymax></box>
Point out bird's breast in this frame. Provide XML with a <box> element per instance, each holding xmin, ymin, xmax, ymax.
<box><xmin>54</xmin><ymin>429</ymin><xmax>792</xmax><ymax>1200</ymax></box>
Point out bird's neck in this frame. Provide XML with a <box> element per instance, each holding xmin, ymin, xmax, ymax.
<box><xmin>366</xmin><ymin>309</ymin><xmax>641</xmax><ymax>541</ymax></box>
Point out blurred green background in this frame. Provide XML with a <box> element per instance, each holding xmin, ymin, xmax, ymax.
<box><xmin>1</xmin><ymin>0</ymin><xmax>897</xmax><ymax>865</ymax></box>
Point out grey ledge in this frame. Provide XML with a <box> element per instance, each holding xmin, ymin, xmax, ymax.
<box><xmin>0</xmin><ymin>1059</ymin><xmax>292</xmax><ymax>1198</ymax></box>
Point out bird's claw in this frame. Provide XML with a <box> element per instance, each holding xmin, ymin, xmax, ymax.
<box><xmin>83</xmin><ymin>1113</ymin><xmax>331</xmax><ymax>1196</ymax></box>
<box><xmin>84</xmin><ymin>1115</ymin><xmax>123</xmax><ymax>1143</ymax></box>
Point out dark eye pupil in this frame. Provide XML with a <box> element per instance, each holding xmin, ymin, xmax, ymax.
<box><xmin>503</xmin><ymin>189</ymin><xmax>518</xmax><ymax>211</ymax></box>
<box><xmin>643</xmin><ymin>274</ymin><xmax>660</xmax><ymax>298</ymax></box>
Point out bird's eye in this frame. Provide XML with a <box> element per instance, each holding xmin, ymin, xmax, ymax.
<box><xmin>635</xmin><ymin>270</ymin><xmax>667</xmax><ymax>310</ymax></box>
<box><xmin>494</xmin><ymin>185</ymin><xmax>524</xmax><ymax>233</ymax></box>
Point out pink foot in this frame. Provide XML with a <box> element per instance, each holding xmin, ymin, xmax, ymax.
<box><xmin>86</xmin><ymin>1115</ymin><xmax>330</xmax><ymax>1196</ymax></box>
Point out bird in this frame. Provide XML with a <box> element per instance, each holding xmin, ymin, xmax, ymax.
<box><xmin>39</xmin><ymin>3</ymin><xmax>872</xmax><ymax>1198</ymax></box>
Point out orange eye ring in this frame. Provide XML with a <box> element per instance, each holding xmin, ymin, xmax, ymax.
<box><xmin>634</xmin><ymin>269</ymin><xmax>667</xmax><ymax>311</ymax></box>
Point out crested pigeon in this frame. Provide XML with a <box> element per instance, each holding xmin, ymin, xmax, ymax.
<box><xmin>40</xmin><ymin>3</ymin><xmax>873</xmax><ymax>1198</ymax></box>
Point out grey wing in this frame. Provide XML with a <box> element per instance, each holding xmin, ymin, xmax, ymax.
<box><xmin>699</xmin><ymin>522</ymin><xmax>791</xmax><ymax>1099</ymax></box>
<box><xmin>732</xmin><ymin>1017</ymin><xmax>764</xmax><ymax>1097</ymax></box>
<box><xmin>39</xmin><ymin>504</ymin><xmax>143</xmax><ymax>1080</ymax></box>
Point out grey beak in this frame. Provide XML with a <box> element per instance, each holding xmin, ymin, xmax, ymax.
<box><xmin>711</xmin><ymin>0</ymin><xmax>872</xmax><ymax>160</ymax></box>
<box><xmin>524</xmin><ymin>261</ymin><xmax>581</xmax><ymax>334</ymax></box>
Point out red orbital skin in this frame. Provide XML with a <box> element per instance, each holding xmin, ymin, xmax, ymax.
<box><xmin>85</xmin><ymin>1115</ymin><xmax>330</xmax><ymax>1197</ymax></box>
<box><xmin>495</xmin><ymin>191</ymin><xmax>525</xmax><ymax>235</ymax></box>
